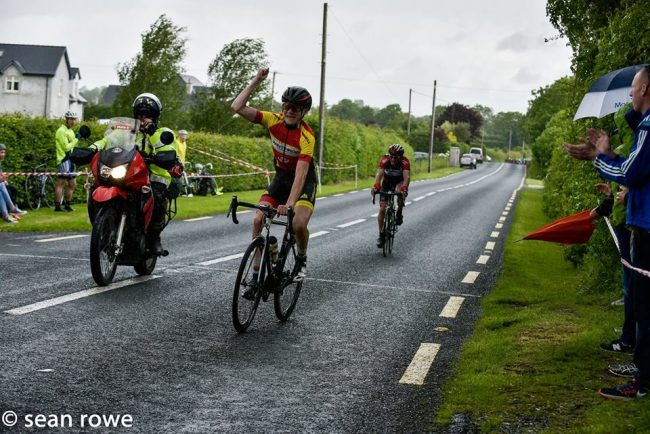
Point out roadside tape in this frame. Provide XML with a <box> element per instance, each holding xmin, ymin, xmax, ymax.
<box><xmin>319</xmin><ymin>161</ymin><xmax>355</xmax><ymax>168</ymax></box>
<box><xmin>320</xmin><ymin>165</ymin><xmax>357</xmax><ymax>170</ymax></box>
<box><xmin>186</xmin><ymin>171</ymin><xmax>275</xmax><ymax>179</ymax></box>
<box><xmin>604</xmin><ymin>217</ymin><xmax>650</xmax><ymax>278</ymax></box>
<box><xmin>188</xmin><ymin>146</ymin><xmax>269</xmax><ymax>175</ymax></box>
<box><xmin>4</xmin><ymin>171</ymin><xmax>93</xmax><ymax>177</ymax></box>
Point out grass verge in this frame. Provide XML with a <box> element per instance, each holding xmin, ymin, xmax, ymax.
<box><xmin>1</xmin><ymin>167</ymin><xmax>461</xmax><ymax>233</ymax></box>
<box><xmin>433</xmin><ymin>186</ymin><xmax>650</xmax><ymax>433</ymax></box>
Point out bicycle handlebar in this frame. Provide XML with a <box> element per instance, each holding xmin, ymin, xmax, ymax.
<box><xmin>227</xmin><ymin>195</ymin><xmax>294</xmax><ymax>233</ymax></box>
<box><xmin>372</xmin><ymin>190</ymin><xmax>402</xmax><ymax>205</ymax></box>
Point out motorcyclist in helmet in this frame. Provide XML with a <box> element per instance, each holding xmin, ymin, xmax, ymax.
<box><xmin>371</xmin><ymin>144</ymin><xmax>410</xmax><ymax>248</ymax></box>
<box><xmin>231</xmin><ymin>67</ymin><xmax>316</xmax><ymax>281</ymax></box>
<box><xmin>89</xmin><ymin>93</ymin><xmax>177</xmax><ymax>255</ymax></box>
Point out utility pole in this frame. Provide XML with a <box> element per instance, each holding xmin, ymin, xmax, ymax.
<box><xmin>407</xmin><ymin>88</ymin><xmax>412</xmax><ymax>137</ymax></box>
<box><xmin>317</xmin><ymin>2</ymin><xmax>328</xmax><ymax>191</ymax></box>
<box><xmin>428</xmin><ymin>80</ymin><xmax>437</xmax><ymax>173</ymax></box>
<box><xmin>508</xmin><ymin>129</ymin><xmax>512</xmax><ymax>159</ymax></box>
<box><xmin>270</xmin><ymin>71</ymin><xmax>277</xmax><ymax>111</ymax></box>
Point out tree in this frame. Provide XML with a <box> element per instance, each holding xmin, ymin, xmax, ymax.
<box><xmin>191</xmin><ymin>38</ymin><xmax>269</xmax><ymax>134</ymax></box>
<box><xmin>329</xmin><ymin>99</ymin><xmax>362</xmax><ymax>122</ymax></box>
<box><xmin>113</xmin><ymin>15</ymin><xmax>187</xmax><ymax>129</ymax></box>
<box><xmin>482</xmin><ymin>111</ymin><xmax>524</xmax><ymax>151</ymax></box>
<box><xmin>436</xmin><ymin>103</ymin><xmax>483</xmax><ymax>139</ymax></box>
<box><xmin>523</xmin><ymin>76</ymin><xmax>576</xmax><ymax>143</ymax></box>
<box><xmin>375</xmin><ymin>103</ymin><xmax>404</xmax><ymax>129</ymax></box>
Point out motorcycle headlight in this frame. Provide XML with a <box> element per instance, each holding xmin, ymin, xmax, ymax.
<box><xmin>111</xmin><ymin>164</ymin><xmax>127</xmax><ymax>179</ymax></box>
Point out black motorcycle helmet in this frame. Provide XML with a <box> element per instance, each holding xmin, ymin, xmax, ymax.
<box><xmin>281</xmin><ymin>87</ymin><xmax>312</xmax><ymax>112</ymax></box>
<box><xmin>132</xmin><ymin>93</ymin><xmax>162</xmax><ymax>123</ymax></box>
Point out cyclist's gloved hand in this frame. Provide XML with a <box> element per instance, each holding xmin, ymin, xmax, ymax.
<box><xmin>371</xmin><ymin>182</ymin><xmax>381</xmax><ymax>195</ymax></box>
<box><xmin>401</xmin><ymin>188</ymin><xmax>408</xmax><ymax>198</ymax></box>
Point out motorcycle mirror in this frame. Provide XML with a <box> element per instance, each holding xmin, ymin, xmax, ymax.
<box><xmin>160</xmin><ymin>131</ymin><xmax>174</xmax><ymax>145</ymax></box>
<box><xmin>79</xmin><ymin>125</ymin><xmax>91</xmax><ymax>139</ymax></box>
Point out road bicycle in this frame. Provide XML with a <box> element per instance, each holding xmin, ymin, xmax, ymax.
<box><xmin>227</xmin><ymin>195</ymin><xmax>302</xmax><ymax>333</ymax></box>
<box><xmin>373</xmin><ymin>191</ymin><xmax>402</xmax><ymax>257</ymax></box>
<box><xmin>24</xmin><ymin>160</ymin><xmax>55</xmax><ymax>210</ymax></box>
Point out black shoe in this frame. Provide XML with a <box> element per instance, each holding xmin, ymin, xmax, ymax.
<box><xmin>148</xmin><ymin>237</ymin><xmax>163</xmax><ymax>256</ymax></box>
<box><xmin>63</xmin><ymin>202</ymin><xmax>74</xmax><ymax>212</ymax></box>
<box><xmin>55</xmin><ymin>205</ymin><xmax>64</xmax><ymax>212</ymax></box>
<box><xmin>600</xmin><ymin>339</ymin><xmax>634</xmax><ymax>354</ymax></box>
<box><xmin>376</xmin><ymin>233</ymin><xmax>385</xmax><ymax>248</ymax></box>
<box><xmin>396</xmin><ymin>210</ymin><xmax>403</xmax><ymax>226</ymax></box>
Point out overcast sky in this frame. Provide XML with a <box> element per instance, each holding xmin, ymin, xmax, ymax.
<box><xmin>0</xmin><ymin>0</ymin><xmax>572</xmax><ymax>116</ymax></box>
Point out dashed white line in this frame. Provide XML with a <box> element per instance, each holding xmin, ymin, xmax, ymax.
<box><xmin>490</xmin><ymin>231</ymin><xmax>500</xmax><ymax>238</ymax></box>
<box><xmin>197</xmin><ymin>253</ymin><xmax>244</xmax><ymax>266</ymax></box>
<box><xmin>35</xmin><ymin>235</ymin><xmax>88</xmax><ymax>243</ymax></box>
<box><xmin>371</xmin><ymin>213</ymin><xmax>379</xmax><ymax>217</ymax></box>
<box><xmin>495</xmin><ymin>223</ymin><xmax>503</xmax><ymax>229</ymax></box>
<box><xmin>502</xmin><ymin>211</ymin><xmax>508</xmax><ymax>216</ymax></box>
<box><xmin>333</xmin><ymin>193</ymin><xmax>344</xmax><ymax>197</ymax></box>
<box><xmin>405</xmin><ymin>201</ymin><xmax>412</xmax><ymax>206</ymax></box>
<box><xmin>439</xmin><ymin>296</ymin><xmax>465</xmax><ymax>318</ymax></box>
<box><xmin>309</xmin><ymin>231</ymin><xmax>329</xmax><ymax>238</ymax></box>
<box><xmin>499</xmin><ymin>217</ymin><xmax>506</xmax><ymax>222</ymax></box>
<box><xmin>399</xmin><ymin>343</ymin><xmax>441</xmax><ymax>385</ymax></box>
<box><xmin>316</xmin><ymin>197</ymin><xmax>328</xmax><ymax>201</ymax></box>
<box><xmin>348</xmin><ymin>190</ymin><xmax>359</xmax><ymax>194</ymax></box>
<box><xmin>462</xmin><ymin>271</ymin><xmax>480</xmax><ymax>284</ymax></box>
<box><xmin>477</xmin><ymin>255</ymin><xmax>490</xmax><ymax>264</ymax></box>
<box><xmin>184</xmin><ymin>216</ymin><xmax>213</xmax><ymax>222</ymax></box>
<box><xmin>426</xmin><ymin>192</ymin><xmax>436</xmax><ymax>197</ymax></box>
<box><xmin>413</xmin><ymin>196</ymin><xmax>426</xmax><ymax>202</ymax></box>
<box><xmin>485</xmin><ymin>241</ymin><xmax>496</xmax><ymax>250</ymax></box>
<box><xmin>4</xmin><ymin>275</ymin><xmax>161</xmax><ymax>315</ymax></box>
<box><xmin>337</xmin><ymin>219</ymin><xmax>366</xmax><ymax>228</ymax></box>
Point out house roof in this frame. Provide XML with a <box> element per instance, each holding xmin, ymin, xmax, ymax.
<box><xmin>101</xmin><ymin>84</ymin><xmax>123</xmax><ymax>105</ymax></box>
<box><xmin>0</xmin><ymin>43</ymin><xmax>78</xmax><ymax>78</ymax></box>
<box><xmin>180</xmin><ymin>74</ymin><xmax>205</xmax><ymax>87</ymax></box>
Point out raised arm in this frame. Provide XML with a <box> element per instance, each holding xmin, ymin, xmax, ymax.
<box><xmin>230</xmin><ymin>68</ymin><xmax>269</xmax><ymax>123</ymax></box>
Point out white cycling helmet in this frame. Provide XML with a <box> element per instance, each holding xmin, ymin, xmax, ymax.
<box><xmin>64</xmin><ymin>111</ymin><xmax>78</xmax><ymax>119</ymax></box>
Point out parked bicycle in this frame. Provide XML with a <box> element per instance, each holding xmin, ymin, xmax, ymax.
<box><xmin>227</xmin><ymin>195</ymin><xmax>302</xmax><ymax>333</ymax></box>
<box><xmin>373</xmin><ymin>191</ymin><xmax>401</xmax><ymax>257</ymax></box>
<box><xmin>24</xmin><ymin>156</ymin><xmax>55</xmax><ymax>210</ymax></box>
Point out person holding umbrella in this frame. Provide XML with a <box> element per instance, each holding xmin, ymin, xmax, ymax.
<box><xmin>565</xmin><ymin>65</ymin><xmax>650</xmax><ymax>400</ymax></box>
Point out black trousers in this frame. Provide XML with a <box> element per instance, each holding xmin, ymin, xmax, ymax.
<box><xmin>150</xmin><ymin>181</ymin><xmax>168</xmax><ymax>236</ymax></box>
<box><xmin>631</xmin><ymin>228</ymin><xmax>650</xmax><ymax>387</ymax></box>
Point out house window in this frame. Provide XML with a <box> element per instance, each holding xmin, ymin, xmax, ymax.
<box><xmin>4</xmin><ymin>76</ymin><xmax>19</xmax><ymax>92</ymax></box>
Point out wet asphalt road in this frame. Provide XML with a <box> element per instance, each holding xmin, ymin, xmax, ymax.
<box><xmin>0</xmin><ymin>163</ymin><xmax>525</xmax><ymax>433</ymax></box>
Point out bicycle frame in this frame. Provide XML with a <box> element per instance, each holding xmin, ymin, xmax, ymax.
<box><xmin>373</xmin><ymin>190</ymin><xmax>401</xmax><ymax>256</ymax></box>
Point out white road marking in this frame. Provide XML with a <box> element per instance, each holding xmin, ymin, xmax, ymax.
<box><xmin>399</xmin><ymin>343</ymin><xmax>441</xmax><ymax>385</ymax></box>
<box><xmin>239</xmin><ymin>210</ymin><xmax>252</xmax><ymax>214</ymax></box>
<box><xmin>348</xmin><ymin>190</ymin><xmax>359</xmax><ymax>194</ymax></box>
<box><xmin>477</xmin><ymin>255</ymin><xmax>490</xmax><ymax>264</ymax></box>
<box><xmin>505</xmin><ymin>207</ymin><xmax>511</xmax><ymax>211</ymax></box>
<box><xmin>495</xmin><ymin>223</ymin><xmax>503</xmax><ymax>229</ymax></box>
<box><xmin>309</xmin><ymin>231</ymin><xmax>329</xmax><ymax>238</ymax></box>
<box><xmin>337</xmin><ymin>219</ymin><xmax>366</xmax><ymax>228</ymax></box>
<box><xmin>35</xmin><ymin>234</ymin><xmax>88</xmax><ymax>243</ymax></box>
<box><xmin>371</xmin><ymin>213</ymin><xmax>379</xmax><ymax>217</ymax></box>
<box><xmin>499</xmin><ymin>216</ymin><xmax>506</xmax><ymax>222</ymax></box>
<box><xmin>333</xmin><ymin>193</ymin><xmax>344</xmax><ymax>197</ymax></box>
<box><xmin>439</xmin><ymin>296</ymin><xmax>465</xmax><ymax>318</ymax></box>
<box><xmin>316</xmin><ymin>197</ymin><xmax>328</xmax><ymax>201</ymax></box>
<box><xmin>462</xmin><ymin>271</ymin><xmax>480</xmax><ymax>284</ymax></box>
<box><xmin>405</xmin><ymin>201</ymin><xmax>412</xmax><ymax>206</ymax></box>
<box><xmin>197</xmin><ymin>253</ymin><xmax>244</xmax><ymax>266</ymax></box>
<box><xmin>0</xmin><ymin>253</ymin><xmax>89</xmax><ymax>262</ymax></box>
<box><xmin>426</xmin><ymin>192</ymin><xmax>436</xmax><ymax>196</ymax></box>
<box><xmin>485</xmin><ymin>241</ymin><xmax>496</xmax><ymax>250</ymax></box>
<box><xmin>491</xmin><ymin>231</ymin><xmax>500</xmax><ymax>238</ymax></box>
<box><xmin>502</xmin><ymin>211</ymin><xmax>508</xmax><ymax>216</ymax></box>
<box><xmin>184</xmin><ymin>216</ymin><xmax>212</xmax><ymax>222</ymax></box>
<box><xmin>413</xmin><ymin>196</ymin><xmax>426</xmax><ymax>202</ymax></box>
<box><xmin>362</xmin><ymin>188</ymin><xmax>371</xmax><ymax>191</ymax></box>
<box><xmin>4</xmin><ymin>275</ymin><xmax>161</xmax><ymax>315</ymax></box>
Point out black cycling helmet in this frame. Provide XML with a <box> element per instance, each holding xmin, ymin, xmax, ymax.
<box><xmin>132</xmin><ymin>93</ymin><xmax>162</xmax><ymax>123</ymax></box>
<box><xmin>281</xmin><ymin>86</ymin><xmax>312</xmax><ymax>112</ymax></box>
<box><xmin>388</xmin><ymin>144</ymin><xmax>404</xmax><ymax>156</ymax></box>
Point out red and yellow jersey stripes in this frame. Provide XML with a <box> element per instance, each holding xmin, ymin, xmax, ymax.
<box><xmin>254</xmin><ymin>111</ymin><xmax>315</xmax><ymax>172</ymax></box>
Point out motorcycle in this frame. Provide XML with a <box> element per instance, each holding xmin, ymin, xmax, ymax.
<box><xmin>70</xmin><ymin>117</ymin><xmax>177</xmax><ymax>286</ymax></box>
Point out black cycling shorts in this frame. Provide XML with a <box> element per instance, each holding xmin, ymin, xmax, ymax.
<box><xmin>261</xmin><ymin>170</ymin><xmax>317</xmax><ymax>211</ymax></box>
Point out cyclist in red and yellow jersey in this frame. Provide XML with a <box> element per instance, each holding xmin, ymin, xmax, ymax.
<box><xmin>231</xmin><ymin>68</ymin><xmax>316</xmax><ymax>280</ymax></box>
<box><xmin>371</xmin><ymin>144</ymin><xmax>410</xmax><ymax>248</ymax></box>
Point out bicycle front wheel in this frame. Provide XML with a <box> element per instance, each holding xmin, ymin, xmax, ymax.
<box><xmin>383</xmin><ymin>209</ymin><xmax>394</xmax><ymax>257</ymax></box>
<box><xmin>41</xmin><ymin>176</ymin><xmax>56</xmax><ymax>208</ymax></box>
<box><xmin>273</xmin><ymin>238</ymin><xmax>302</xmax><ymax>322</ymax></box>
<box><xmin>232</xmin><ymin>237</ymin><xmax>264</xmax><ymax>333</ymax></box>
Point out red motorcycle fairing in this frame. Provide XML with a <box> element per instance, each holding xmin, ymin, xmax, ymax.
<box><xmin>143</xmin><ymin>194</ymin><xmax>154</xmax><ymax>231</ymax></box>
<box><xmin>93</xmin><ymin>186</ymin><xmax>128</xmax><ymax>202</ymax></box>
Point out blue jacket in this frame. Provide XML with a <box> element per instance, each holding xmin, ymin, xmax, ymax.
<box><xmin>595</xmin><ymin>107</ymin><xmax>650</xmax><ymax>230</ymax></box>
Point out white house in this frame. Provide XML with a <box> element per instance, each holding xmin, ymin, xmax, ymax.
<box><xmin>0</xmin><ymin>43</ymin><xmax>85</xmax><ymax>120</ymax></box>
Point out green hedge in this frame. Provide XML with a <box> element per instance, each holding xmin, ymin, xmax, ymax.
<box><xmin>0</xmin><ymin>113</ymin><xmax>414</xmax><ymax>206</ymax></box>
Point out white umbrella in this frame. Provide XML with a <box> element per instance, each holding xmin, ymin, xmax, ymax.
<box><xmin>574</xmin><ymin>64</ymin><xmax>645</xmax><ymax>120</ymax></box>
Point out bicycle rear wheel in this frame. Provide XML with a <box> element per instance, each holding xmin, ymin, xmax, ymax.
<box><xmin>24</xmin><ymin>176</ymin><xmax>42</xmax><ymax>210</ymax></box>
<box><xmin>41</xmin><ymin>176</ymin><xmax>55</xmax><ymax>208</ymax></box>
<box><xmin>273</xmin><ymin>238</ymin><xmax>302</xmax><ymax>322</ymax></box>
<box><xmin>383</xmin><ymin>208</ymin><xmax>394</xmax><ymax>257</ymax></box>
<box><xmin>232</xmin><ymin>237</ymin><xmax>264</xmax><ymax>332</ymax></box>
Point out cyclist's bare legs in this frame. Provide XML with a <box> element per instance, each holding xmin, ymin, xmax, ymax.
<box><xmin>292</xmin><ymin>205</ymin><xmax>312</xmax><ymax>255</ymax></box>
<box><xmin>252</xmin><ymin>200</ymin><xmax>274</xmax><ymax>238</ymax></box>
<box><xmin>64</xmin><ymin>179</ymin><xmax>76</xmax><ymax>202</ymax></box>
<box><xmin>396</xmin><ymin>184</ymin><xmax>406</xmax><ymax>211</ymax></box>
<box><xmin>377</xmin><ymin>200</ymin><xmax>387</xmax><ymax>232</ymax></box>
